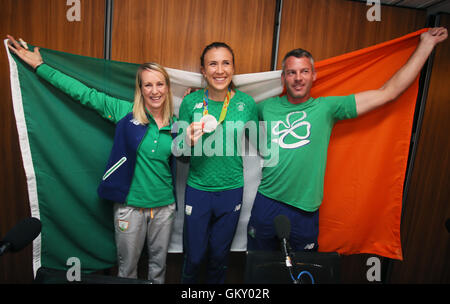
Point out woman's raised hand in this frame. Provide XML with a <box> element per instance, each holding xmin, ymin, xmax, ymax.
<box><xmin>7</xmin><ymin>35</ymin><xmax>44</xmax><ymax>70</ymax></box>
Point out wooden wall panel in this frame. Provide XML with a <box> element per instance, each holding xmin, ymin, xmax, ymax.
<box><xmin>389</xmin><ymin>13</ymin><xmax>450</xmax><ymax>283</ymax></box>
<box><xmin>0</xmin><ymin>0</ymin><xmax>105</xmax><ymax>283</ymax></box>
<box><xmin>111</xmin><ymin>0</ymin><xmax>277</xmax><ymax>73</ymax></box>
<box><xmin>277</xmin><ymin>0</ymin><xmax>426</xmax><ymax>66</ymax></box>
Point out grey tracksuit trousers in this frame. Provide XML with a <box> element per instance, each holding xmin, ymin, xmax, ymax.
<box><xmin>114</xmin><ymin>203</ymin><xmax>175</xmax><ymax>283</ymax></box>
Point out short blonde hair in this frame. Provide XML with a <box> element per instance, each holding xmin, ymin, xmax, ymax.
<box><xmin>132</xmin><ymin>62</ymin><xmax>174</xmax><ymax>126</ymax></box>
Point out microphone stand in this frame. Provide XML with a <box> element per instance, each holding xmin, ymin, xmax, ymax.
<box><xmin>0</xmin><ymin>241</ymin><xmax>11</xmax><ymax>256</ymax></box>
<box><xmin>281</xmin><ymin>238</ymin><xmax>299</xmax><ymax>284</ymax></box>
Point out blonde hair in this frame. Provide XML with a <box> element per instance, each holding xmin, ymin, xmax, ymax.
<box><xmin>132</xmin><ymin>62</ymin><xmax>174</xmax><ymax>126</ymax></box>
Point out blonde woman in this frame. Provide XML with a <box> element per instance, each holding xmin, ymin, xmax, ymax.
<box><xmin>7</xmin><ymin>35</ymin><xmax>177</xmax><ymax>284</ymax></box>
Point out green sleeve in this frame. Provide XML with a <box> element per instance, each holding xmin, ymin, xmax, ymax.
<box><xmin>36</xmin><ymin>64</ymin><xmax>133</xmax><ymax>123</ymax></box>
<box><xmin>327</xmin><ymin>94</ymin><xmax>358</xmax><ymax>121</ymax></box>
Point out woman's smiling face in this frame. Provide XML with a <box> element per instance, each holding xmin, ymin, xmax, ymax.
<box><xmin>201</xmin><ymin>47</ymin><xmax>235</xmax><ymax>94</ymax></box>
<box><xmin>140</xmin><ymin>69</ymin><xmax>168</xmax><ymax>111</ymax></box>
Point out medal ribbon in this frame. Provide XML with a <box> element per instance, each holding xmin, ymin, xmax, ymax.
<box><xmin>202</xmin><ymin>87</ymin><xmax>232</xmax><ymax>124</ymax></box>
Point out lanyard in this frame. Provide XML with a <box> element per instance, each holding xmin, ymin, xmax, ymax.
<box><xmin>202</xmin><ymin>87</ymin><xmax>232</xmax><ymax>124</ymax></box>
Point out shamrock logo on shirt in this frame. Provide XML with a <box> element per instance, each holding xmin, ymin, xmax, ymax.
<box><xmin>272</xmin><ymin>111</ymin><xmax>311</xmax><ymax>149</ymax></box>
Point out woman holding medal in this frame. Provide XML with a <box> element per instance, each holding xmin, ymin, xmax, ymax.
<box><xmin>178</xmin><ymin>42</ymin><xmax>257</xmax><ymax>284</ymax></box>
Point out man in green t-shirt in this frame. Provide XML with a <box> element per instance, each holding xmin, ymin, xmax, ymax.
<box><xmin>247</xmin><ymin>27</ymin><xmax>447</xmax><ymax>252</ymax></box>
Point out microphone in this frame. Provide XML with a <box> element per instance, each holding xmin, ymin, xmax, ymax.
<box><xmin>273</xmin><ymin>214</ymin><xmax>298</xmax><ymax>284</ymax></box>
<box><xmin>0</xmin><ymin>217</ymin><xmax>41</xmax><ymax>256</ymax></box>
<box><xmin>274</xmin><ymin>214</ymin><xmax>291</xmax><ymax>241</ymax></box>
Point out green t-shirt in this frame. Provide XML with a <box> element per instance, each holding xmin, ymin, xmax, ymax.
<box><xmin>36</xmin><ymin>64</ymin><xmax>175</xmax><ymax>208</ymax></box>
<box><xmin>178</xmin><ymin>89</ymin><xmax>258</xmax><ymax>191</ymax></box>
<box><xmin>257</xmin><ymin>95</ymin><xmax>357</xmax><ymax>212</ymax></box>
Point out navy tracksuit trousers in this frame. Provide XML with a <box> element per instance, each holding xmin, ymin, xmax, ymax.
<box><xmin>247</xmin><ymin>191</ymin><xmax>319</xmax><ymax>252</ymax></box>
<box><xmin>181</xmin><ymin>185</ymin><xmax>243</xmax><ymax>284</ymax></box>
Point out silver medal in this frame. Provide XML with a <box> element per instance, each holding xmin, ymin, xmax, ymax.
<box><xmin>200</xmin><ymin>114</ymin><xmax>218</xmax><ymax>133</ymax></box>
